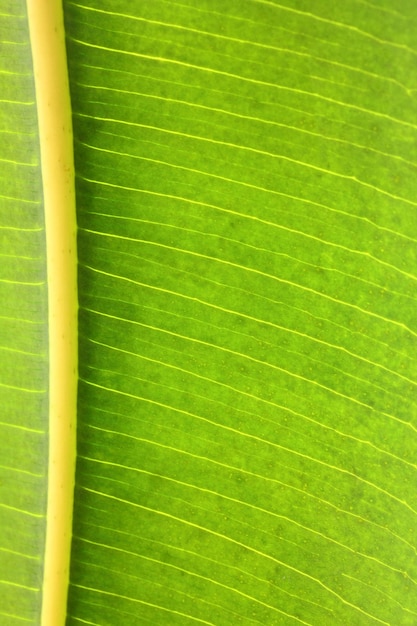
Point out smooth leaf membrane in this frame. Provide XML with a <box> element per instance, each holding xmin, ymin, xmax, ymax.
<box><xmin>65</xmin><ymin>1</ymin><xmax>417</xmax><ymax>624</ymax></box>
<box><xmin>0</xmin><ymin>1</ymin><xmax>48</xmax><ymax>624</ymax></box>
<box><xmin>3</xmin><ymin>0</ymin><xmax>417</xmax><ymax>625</ymax></box>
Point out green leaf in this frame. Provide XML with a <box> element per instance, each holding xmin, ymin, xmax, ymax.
<box><xmin>0</xmin><ymin>2</ymin><xmax>48</xmax><ymax>623</ymax></box>
<box><xmin>2</xmin><ymin>1</ymin><xmax>417</xmax><ymax>624</ymax></box>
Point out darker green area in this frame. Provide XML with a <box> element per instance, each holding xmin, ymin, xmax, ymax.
<box><xmin>66</xmin><ymin>1</ymin><xmax>417</xmax><ymax>624</ymax></box>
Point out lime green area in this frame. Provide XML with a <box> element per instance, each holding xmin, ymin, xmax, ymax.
<box><xmin>64</xmin><ymin>1</ymin><xmax>417</xmax><ymax>624</ymax></box>
<box><xmin>1</xmin><ymin>1</ymin><xmax>416</xmax><ymax>624</ymax></box>
<box><xmin>0</xmin><ymin>1</ymin><xmax>48</xmax><ymax>624</ymax></box>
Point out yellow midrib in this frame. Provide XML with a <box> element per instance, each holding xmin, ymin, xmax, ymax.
<box><xmin>26</xmin><ymin>2</ymin><xmax>78</xmax><ymax>625</ymax></box>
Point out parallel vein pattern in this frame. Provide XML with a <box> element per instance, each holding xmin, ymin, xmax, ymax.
<box><xmin>65</xmin><ymin>0</ymin><xmax>417</xmax><ymax>624</ymax></box>
<box><xmin>0</xmin><ymin>1</ymin><xmax>48</xmax><ymax>624</ymax></box>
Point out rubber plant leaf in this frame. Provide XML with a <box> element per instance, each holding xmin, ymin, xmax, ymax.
<box><xmin>1</xmin><ymin>1</ymin><xmax>417</xmax><ymax>625</ymax></box>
